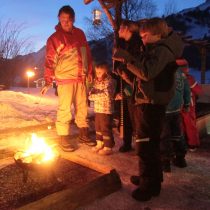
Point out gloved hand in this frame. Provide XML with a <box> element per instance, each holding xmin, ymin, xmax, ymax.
<box><xmin>112</xmin><ymin>48</ymin><xmax>135</xmax><ymax>64</ymax></box>
<box><xmin>183</xmin><ymin>106</ymin><xmax>190</xmax><ymax>112</ymax></box>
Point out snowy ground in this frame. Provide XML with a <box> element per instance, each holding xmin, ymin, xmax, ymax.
<box><xmin>0</xmin><ymin>87</ymin><xmax>210</xmax><ymax>210</ymax></box>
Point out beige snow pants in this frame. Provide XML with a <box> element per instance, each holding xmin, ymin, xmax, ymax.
<box><xmin>56</xmin><ymin>82</ymin><xmax>88</xmax><ymax>136</ymax></box>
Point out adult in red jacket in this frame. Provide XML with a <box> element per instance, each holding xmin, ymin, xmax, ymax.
<box><xmin>177</xmin><ymin>59</ymin><xmax>202</xmax><ymax>151</ymax></box>
<box><xmin>41</xmin><ymin>5</ymin><xmax>96</xmax><ymax>151</ymax></box>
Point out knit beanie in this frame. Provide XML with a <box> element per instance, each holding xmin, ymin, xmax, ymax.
<box><xmin>176</xmin><ymin>58</ymin><xmax>189</xmax><ymax>74</ymax></box>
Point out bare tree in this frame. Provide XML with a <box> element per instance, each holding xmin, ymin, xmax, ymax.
<box><xmin>85</xmin><ymin>12</ymin><xmax>114</xmax><ymax>41</ymax></box>
<box><xmin>164</xmin><ymin>0</ymin><xmax>177</xmax><ymax>17</ymax></box>
<box><xmin>85</xmin><ymin>0</ymin><xmax>157</xmax><ymax>41</ymax></box>
<box><xmin>122</xmin><ymin>0</ymin><xmax>157</xmax><ymax>20</ymax></box>
<box><xmin>0</xmin><ymin>20</ymin><xmax>33</xmax><ymax>59</ymax></box>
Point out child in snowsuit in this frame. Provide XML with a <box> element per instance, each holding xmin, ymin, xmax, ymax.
<box><xmin>88</xmin><ymin>62</ymin><xmax>116</xmax><ymax>155</ymax></box>
<box><xmin>177</xmin><ymin>59</ymin><xmax>203</xmax><ymax>151</ymax></box>
<box><xmin>113</xmin><ymin>18</ymin><xmax>184</xmax><ymax>201</ymax></box>
<box><xmin>161</xmin><ymin>67</ymin><xmax>191</xmax><ymax>172</ymax></box>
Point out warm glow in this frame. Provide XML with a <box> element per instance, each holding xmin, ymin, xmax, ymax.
<box><xmin>26</xmin><ymin>70</ymin><xmax>35</xmax><ymax>78</ymax></box>
<box><xmin>94</xmin><ymin>9</ymin><xmax>101</xmax><ymax>20</ymax></box>
<box><xmin>93</xmin><ymin>9</ymin><xmax>102</xmax><ymax>25</ymax></box>
<box><xmin>17</xmin><ymin>133</ymin><xmax>57</xmax><ymax>164</ymax></box>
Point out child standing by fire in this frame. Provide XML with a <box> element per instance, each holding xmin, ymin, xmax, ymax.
<box><xmin>177</xmin><ymin>59</ymin><xmax>203</xmax><ymax>151</ymax></box>
<box><xmin>88</xmin><ymin>62</ymin><xmax>116</xmax><ymax>155</ymax></box>
<box><xmin>113</xmin><ymin>18</ymin><xmax>184</xmax><ymax>201</ymax></box>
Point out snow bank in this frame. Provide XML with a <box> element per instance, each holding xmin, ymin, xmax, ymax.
<box><xmin>0</xmin><ymin>88</ymin><xmax>57</xmax><ymax>130</ymax></box>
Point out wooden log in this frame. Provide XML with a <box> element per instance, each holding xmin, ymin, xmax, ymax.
<box><xmin>17</xmin><ymin>169</ymin><xmax>122</xmax><ymax>210</ymax></box>
<box><xmin>62</xmin><ymin>152</ymin><xmax>114</xmax><ymax>174</ymax></box>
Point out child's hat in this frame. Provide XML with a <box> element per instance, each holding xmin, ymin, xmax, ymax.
<box><xmin>176</xmin><ymin>58</ymin><xmax>189</xmax><ymax>73</ymax></box>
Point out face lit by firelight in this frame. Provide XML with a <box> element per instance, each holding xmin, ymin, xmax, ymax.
<box><xmin>140</xmin><ymin>31</ymin><xmax>161</xmax><ymax>45</ymax></box>
<box><xmin>95</xmin><ymin>67</ymin><xmax>107</xmax><ymax>80</ymax></box>
<box><xmin>59</xmin><ymin>12</ymin><xmax>74</xmax><ymax>32</ymax></box>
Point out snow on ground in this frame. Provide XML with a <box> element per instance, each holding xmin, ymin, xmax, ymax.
<box><xmin>0</xmin><ymin>87</ymin><xmax>94</xmax><ymax>130</ymax></box>
<box><xmin>0</xmin><ymin>68</ymin><xmax>208</xmax><ymax>130</ymax></box>
<box><xmin>0</xmin><ymin>87</ymin><xmax>57</xmax><ymax>130</ymax></box>
<box><xmin>181</xmin><ymin>0</ymin><xmax>210</xmax><ymax>14</ymax></box>
<box><xmin>0</xmin><ymin>87</ymin><xmax>210</xmax><ymax>210</ymax></box>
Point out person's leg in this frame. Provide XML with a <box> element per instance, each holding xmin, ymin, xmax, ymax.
<box><xmin>181</xmin><ymin>109</ymin><xmax>200</xmax><ymax>148</ymax></box>
<box><xmin>132</xmin><ymin>104</ymin><xmax>165</xmax><ymax>202</ymax></box>
<box><xmin>98</xmin><ymin>114</ymin><xmax>114</xmax><ymax>155</ymax></box>
<box><xmin>92</xmin><ymin>113</ymin><xmax>104</xmax><ymax>152</ymax></box>
<box><xmin>56</xmin><ymin>84</ymin><xmax>75</xmax><ymax>152</ymax></box>
<box><xmin>171</xmin><ymin>113</ymin><xmax>187</xmax><ymax>167</ymax></box>
<box><xmin>74</xmin><ymin>82</ymin><xmax>96</xmax><ymax>146</ymax></box>
<box><xmin>160</xmin><ymin>114</ymin><xmax>172</xmax><ymax>172</ymax></box>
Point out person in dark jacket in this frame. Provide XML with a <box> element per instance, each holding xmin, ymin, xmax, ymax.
<box><xmin>161</xmin><ymin>67</ymin><xmax>191</xmax><ymax>172</ymax></box>
<box><xmin>113</xmin><ymin>18</ymin><xmax>184</xmax><ymax>201</ymax></box>
<box><xmin>114</xmin><ymin>20</ymin><xmax>144</xmax><ymax>152</ymax></box>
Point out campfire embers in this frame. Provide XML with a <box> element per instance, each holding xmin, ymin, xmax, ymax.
<box><xmin>14</xmin><ymin>133</ymin><xmax>60</xmax><ymax>183</ymax></box>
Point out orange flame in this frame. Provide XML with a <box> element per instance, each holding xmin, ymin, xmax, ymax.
<box><xmin>19</xmin><ymin>133</ymin><xmax>58</xmax><ymax>164</ymax></box>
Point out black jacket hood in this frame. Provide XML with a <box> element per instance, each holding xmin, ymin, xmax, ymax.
<box><xmin>158</xmin><ymin>31</ymin><xmax>184</xmax><ymax>59</ymax></box>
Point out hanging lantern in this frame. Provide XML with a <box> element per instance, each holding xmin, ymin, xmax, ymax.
<box><xmin>92</xmin><ymin>9</ymin><xmax>102</xmax><ymax>25</ymax></box>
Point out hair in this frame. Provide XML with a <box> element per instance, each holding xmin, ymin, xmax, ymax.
<box><xmin>58</xmin><ymin>5</ymin><xmax>75</xmax><ymax>18</ymax></box>
<box><xmin>139</xmin><ymin>18</ymin><xmax>169</xmax><ymax>38</ymax></box>
<box><xmin>120</xmin><ymin>19</ymin><xmax>139</xmax><ymax>33</ymax></box>
<box><xmin>95</xmin><ymin>62</ymin><xmax>109</xmax><ymax>72</ymax></box>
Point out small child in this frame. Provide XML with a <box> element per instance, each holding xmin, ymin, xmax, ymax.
<box><xmin>88</xmin><ymin>62</ymin><xmax>116</xmax><ymax>155</ymax></box>
<box><xmin>177</xmin><ymin>59</ymin><xmax>203</xmax><ymax>151</ymax></box>
<box><xmin>161</xmin><ymin>66</ymin><xmax>191</xmax><ymax>172</ymax></box>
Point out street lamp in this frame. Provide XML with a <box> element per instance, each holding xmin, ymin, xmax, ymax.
<box><xmin>26</xmin><ymin>70</ymin><xmax>35</xmax><ymax>93</ymax></box>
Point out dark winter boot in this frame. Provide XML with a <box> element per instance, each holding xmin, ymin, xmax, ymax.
<box><xmin>78</xmin><ymin>127</ymin><xmax>96</xmax><ymax>146</ymax></box>
<box><xmin>130</xmin><ymin>175</ymin><xmax>139</xmax><ymax>186</ymax></box>
<box><xmin>130</xmin><ymin>176</ymin><xmax>161</xmax><ymax>197</ymax></box>
<box><xmin>162</xmin><ymin>159</ymin><xmax>171</xmax><ymax>173</ymax></box>
<box><xmin>173</xmin><ymin>156</ymin><xmax>187</xmax><ymax>168</ymax></box>
<box><xmin>60</xmin><ymin>135</ymin><xmax>75</xmax><ymax>152</ymax></box>
<box><xmin>119</xmin><ymin>144</ymin><xmax>132</xmax><ymax>153</ymax></box>
<box><xmin>131</xmin><ymin>177</ymin><xmax>153</xmax><ymax>202</ymax></box>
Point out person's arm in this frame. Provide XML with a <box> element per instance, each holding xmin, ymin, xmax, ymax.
<box><xmin>44</xmin><ymin>38</ymin><xmax>57</xmax><ymax>85</ymax></box>
<box><xmin>116</xmin><ymin>69</ymin><xmax>133</xmax><ymax>86</ymax></box>
<box><xmin>188</xmin><ymin>75</ymin><xmax>202</xmax><ymax>96</ymax></box>
<box><xmin>89</xmin><ymin>78</ymin><xmax>115</xmax><ymax>101</ymax></box>
<box><xmin>41</xmin><ymin>38</ymin><xmax>57</xmax><ymax>95</ymax></box>
<box><xmin>81</xmin><ymin>31</ymin><xmax>93</xmax><ymax>83</ymax></box>
<box><xmin>183</xmin><ymin>76</ymin><xmax>191</xmax><ymax>112</ymax></box>
<box><xmin>113</xmin><ymin>46</ymin><xmax>175</xmax><ymax>81</ymax></box>
<box><xmin>127</xmin><ymin>46</ymin><xmax>175</xmax><ymax>81</ymax></box>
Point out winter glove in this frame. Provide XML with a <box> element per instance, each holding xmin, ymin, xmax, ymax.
<box><xmin>183</xmin><ymin>106</ymin><xmax>190</xmax><ymax>112</ymax></box>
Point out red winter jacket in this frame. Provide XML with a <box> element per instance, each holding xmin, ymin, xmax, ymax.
<box><xmin>44</xmin><ymin>24</ymin><xmax>92</xmax><ymax>85</ymax></box>
<box><xmin>186</xmin><ymin>74</ymin><xmax>202</xmax><ymax>107</ymax></box>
